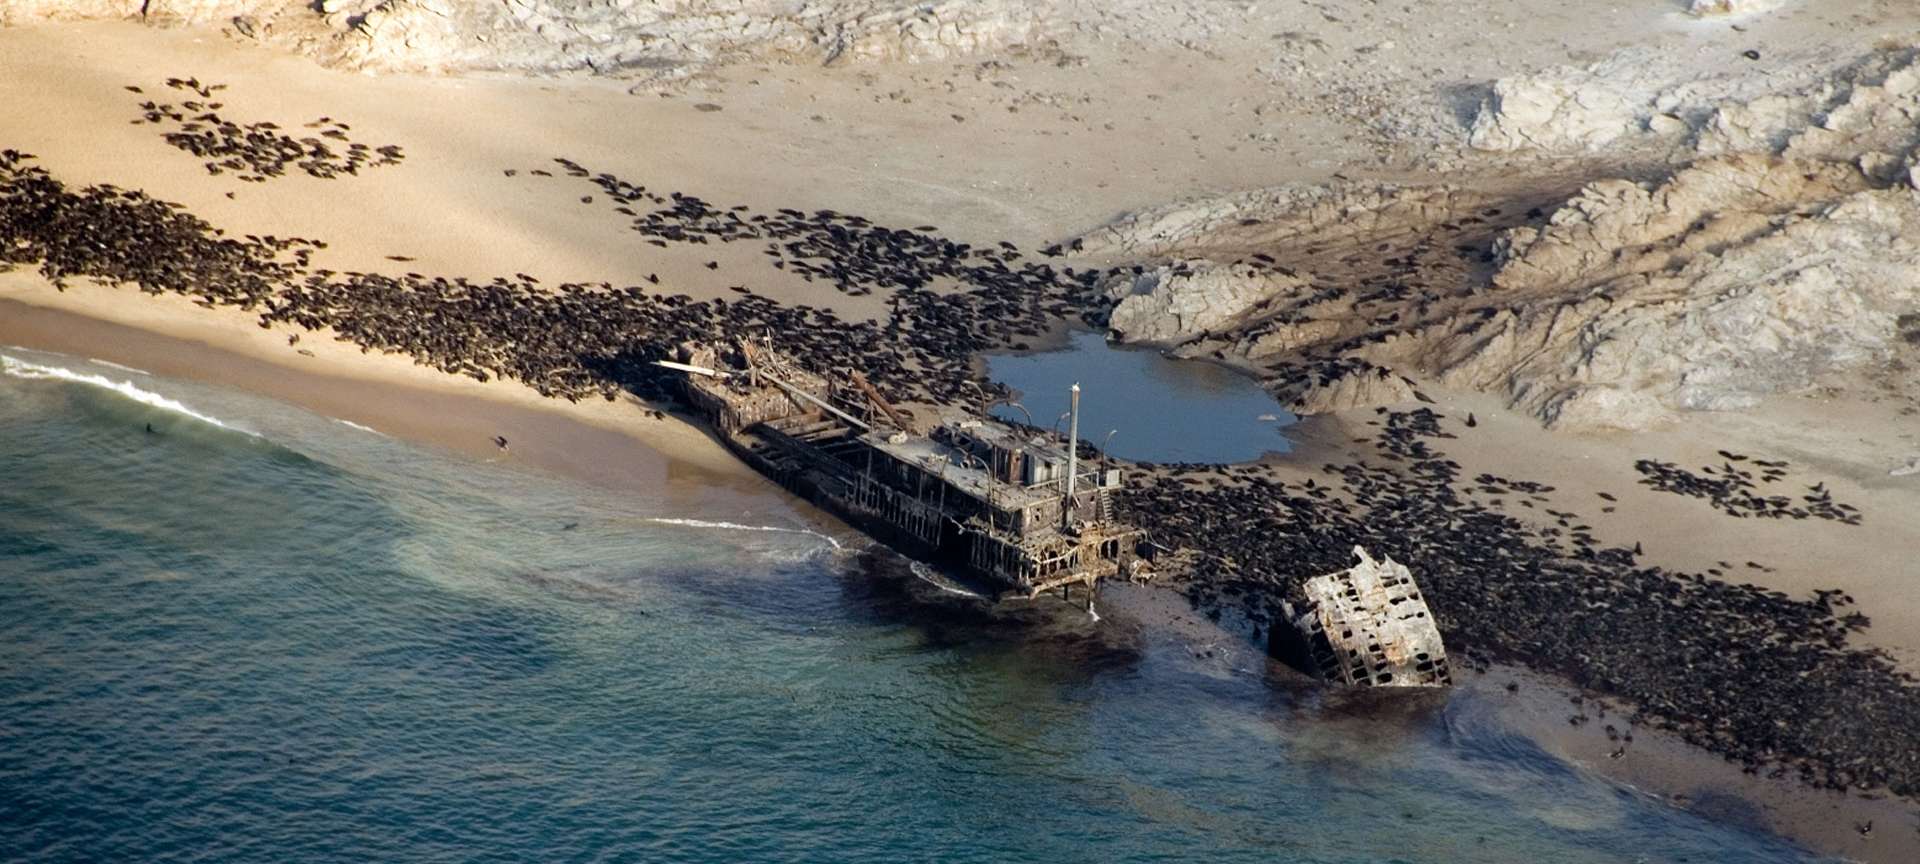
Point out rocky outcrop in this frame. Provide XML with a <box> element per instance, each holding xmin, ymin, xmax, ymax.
<box><xmin>0</xmin><ymin>1</ymin><xmax>1049</xmax><ymax>81</ymax></box>
<box><xmin>1168</xmin><ymin>153</ymin><xmax>1920</xmax><ymax>429</ymax></box>
<box><xmin>1437</xmin><ymin>155</ymin><xmax>1918</xmax><ymax>429</ymax></box>
<box><xmin>1442</xmin><ymin>45</ymin><xmax>1920</xmax><ymax>428</ymax></box>
<box><xmin>1084</xmin><ymin>182</ymin><xmax>1476</xmax><ymax>259</ymax></box>
<box><xmin>1104</xmin><ymin>259</ymin><xmax>1307</xmax><ymax>345</ymax></box>
<box><xmin>309</xmin><ymin>0</ymin><xmax>1048</xmax><ymax>77</ymax></box>
<box><xmin>1695</xmin><ymin>45</ymin><xmax>1920</xmax><ymax>162</ymax></box>
<box><xmin>1287</xmin><ymin>365</ymin><xmax>1416</xmax><ymax>416</ymax></box>
<box><xmin>813</xmin><ymin>1</ymin><xmax>1046</xmax><ymax>65</ymax></box>
<box><xmin>1467</xmin><ymin>59</ymin><xmax>1649</xmax><ymax>153</ymax></box>
<box><xmin>1687</xmin><ymin>0</ymin><xmax>1744</xmax><ymax>16</ymax></box>
<box><xmin>0</xmin><ymin>1</ymin><xmax>258</xmax><ymax>26</ymax></box>
<box><xmin>1088</xmin><ymin>41</ymin><xmax>1920</xmax><ymax>430</ymax></box>
<box><xmin>1687</xmin><ymin>0</ymin><xmax>1783</xmax><ymax>16</ymax></box>
<box><xmin>1466</xmin><ymin>33</ymin><xmax>1886</xmax><ymax>157</ymax></box>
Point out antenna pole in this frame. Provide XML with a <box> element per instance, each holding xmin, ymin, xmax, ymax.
<box><xmin>1064</xmin><ymin>383</ymin><xmax>1081</xmax><ymax>528</ymax></box>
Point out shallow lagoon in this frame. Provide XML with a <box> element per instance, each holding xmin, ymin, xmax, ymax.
<box><xmin>985</xmin><ymin>331</ymin><xmax>1295</xmax><ymax>464</ymax></box>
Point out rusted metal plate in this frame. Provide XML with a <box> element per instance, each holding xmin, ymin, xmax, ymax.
<box><xmin>1289</xmin><ymin>546</ymin><xmax>1452</xmax><ymax>687</ymax></box>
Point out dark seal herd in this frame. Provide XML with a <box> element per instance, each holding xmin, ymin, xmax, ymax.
<box><xmin>1635</xmin><ymin>456</ymin><xmax>1862</xmax><ymax>524</ymax></box>
<box><xmin>128</xmin><ymin>78</ymin><xmax>404</xmax><ymax>183</ymax></box>
<box><xmin>1122</xmin><ymin>408</ymin><xmax>1916</xmax><ymax>797</ymax></box>
<box><xmin>5</xmin><ymin>79</ymin><xmax>1920</xmax><ymax>808</ymax></box>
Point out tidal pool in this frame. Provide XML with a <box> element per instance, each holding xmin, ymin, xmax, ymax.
<box><xmin>984</xmin><ymin>331</ymin><xmax>1296</xmax><ymax>463</ymax></box>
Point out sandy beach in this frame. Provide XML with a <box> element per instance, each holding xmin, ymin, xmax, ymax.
<box><xmin>7</xmin><ymin>4</ymin><xmax>1920</xmax><ymax>860</ymax></box>
<box><xmin>0</xmin><ymin>292</ymin><xmax>757</xmax><ymax>494</ymax></box>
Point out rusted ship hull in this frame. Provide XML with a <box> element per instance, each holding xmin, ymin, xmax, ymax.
<box><xmin>717</xmin><ymin>426</ymin><xmax>989</xmax><ymax>599</ymax></box>
<box><xmin>662</xmin><ymin>339</ymin><xmax>1150</xmax><ymax>614</ymax></box>
<box><xmin>716</xmin><ymin>424</ymin><xmax>1109</xmax><ymax>611</ymax></box>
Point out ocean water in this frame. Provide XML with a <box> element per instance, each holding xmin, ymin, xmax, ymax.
<box><xmin>985</xmin><ymin>331</ymin><xmax>1294</xmax><ymax>464</ymax></box>
<box><xmin>0</xmin><ymin>346</ymin><xmax>1825</xmax><ymax>863</ymax></box>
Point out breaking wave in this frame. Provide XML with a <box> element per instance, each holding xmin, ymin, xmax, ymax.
<box><xmin>334</xmin><ymin>418</ymin><xmax>386</xmax><ymax>436</ymax></box>
<box><xmin>909</xmin><ymin>561</ymin><xmax>986</xmax><ymax>599</ymax></box>
<box><xmin>642</xmin><ymin>516</ymin><xmax>845</xmax><ymax>551</ymax></box>
<box><xmin>0</xmin><ymin>353</ymin><xmax>256</xmax><ymax>436</ymax></box>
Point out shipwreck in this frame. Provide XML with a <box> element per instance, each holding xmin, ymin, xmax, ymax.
<box><xmin>657</xmin><ymin>338</ymin><xmax>1450</xmax><ymax>681</ymax></box>
<box><xmin>658</xmin><ymin>337</ymin><xmax>1153</xmax><ymax>610</ymax></box>
<box><xmin>1277</xmin><ymin>547</ymin><xmax>1453</xmax><ymax>687</ymax></box>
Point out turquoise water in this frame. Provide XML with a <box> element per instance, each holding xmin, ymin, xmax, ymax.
<box><xmin>0</xmin><ymin>347</ymin><xmax>1823</xmax><ymax>863</ymax></box>
<box><xmin>985</xmin><ymin>332</ymin><xmax>1294</xmax><ymax>464</ymax></box>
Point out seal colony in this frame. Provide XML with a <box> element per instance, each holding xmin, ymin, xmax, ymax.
<box><xmin>130</xmin><ymin>78</ymin><xmax>405</xmax><ymax>184</ymax></box>
<box><xmin>1633</xmin><ymin>456</ymin><xmax>1863</xmax><ymax>525</ymax></box>
<box><xmin>1123</xmin><ymin>409</ymin><xmax>1912</xmax><ymax>794</ymax></box>
<box><xmin>4</xmin><ymin>110</ymin><xmax>1920</xmax><ymax>809</ymax></box>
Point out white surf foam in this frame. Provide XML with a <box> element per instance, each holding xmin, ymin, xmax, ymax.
<box><xmin>89</xmin><ymin>358</ymin><xmax>150</xmax><ymax>376</ymax></box>
<box><xmin>908</xmin><ymin>561</ymin><xmax>986</xmax><ymax>599</ymax></box>
<box><xmin>334</xmin><ymin>418</ymin><xmax>386</xmax><ymax>436</ymax></box>
<box><xmin>0</xmin><ymin>353</ymin><xmax>258</xmax><ymax>436</ymax></box>
<box><xmin>642</xmin><ymin>517</ymin><xmax>845</xmax><ymax>551</ymax></box>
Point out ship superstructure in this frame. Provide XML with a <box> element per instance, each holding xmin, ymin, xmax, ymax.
<box><xmin>662</xmin><ymin>338</ymin><xmax>1152</xmax><ymax>608</ymax></box>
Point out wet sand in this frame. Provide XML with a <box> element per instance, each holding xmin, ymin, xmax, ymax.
<box><xmin>0</xmin><ymin>290</ymin><xmax>758</xmax><ymax>500</ymax></box>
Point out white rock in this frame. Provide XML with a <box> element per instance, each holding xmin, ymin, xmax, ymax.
<box><xmin>1647</xmin><ymin>113</ymin><xmax>1688</xmax><ymax>136</ymax></box>
<box><xmin>1</xmin><ymin>1</ymin><xmax>1051</xmax><ymax>78</ymax></box>
<box><xmin>1090</xmin><ymin>37</ymin><xmax>1920</xmax><ymax>430</ymax></box>
<box><xmin>1469</xmin><ymin>62</ymin><xmax>1648</xmax><ymax>152</ymax></box>
<box><xmin>1687</xmin><ymin>0</ymin><xmax>1742</xmax><ymax>17</ymax></box>
<box><xmin>1460</xmin><ymin>154</ymin><xmax>1920</xmax><ymax>429</ymax></box>
<box><xmin>1105</xmin><ymin>259</ymin><xmax>1306</xmax><ymax>346</ymax></box>
<box><xmin>1539</xmin><ymin>386</ymin><xmax>1672</xmax><ymax>432</ymax></box>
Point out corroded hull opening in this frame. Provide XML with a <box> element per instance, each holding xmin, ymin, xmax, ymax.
<box><xmin>1282</xmin><ymin>547</ymin><xmax>1452</xmax><ymax>688</ymax></box>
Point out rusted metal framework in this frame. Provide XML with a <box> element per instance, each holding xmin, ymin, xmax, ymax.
<box><xmin>1283</xmin><ymin>547</ymin><xmax>1452</xmax><ymax>687</ymax></box>
<box><xmin>665</xmin><ymin>339</ymin><xmax>1152</xmax><ymax>608</ymax></box>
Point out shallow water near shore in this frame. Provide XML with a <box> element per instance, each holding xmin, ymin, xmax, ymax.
<box><xmin>0</xmin><ymin>347</ymin><xmax>1830</xmax><ymax>863</ymax></box>
<box><xmin>985</xmin><ymin>331</ymin><xmax>1295</xmax><ymax>463</ymax></box>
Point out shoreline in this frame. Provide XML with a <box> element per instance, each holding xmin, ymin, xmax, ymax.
<box><xmin>9</xmin><ymin>278</ymin><xmax>1916</xmax><ymax>861</ymax></box>
<box><xmin>1103</xmin><ymin>580</ymin><xmax>1920</xmax><ymax>862</ymax></box>
<box><xmin>0</xmin><ymin>281</ymin><xmax>763</xmax><ymax>501</ymax></box>
<box><xmin>3</xmin><ymin>13</ymin><xmax>1919</xmax><ymax>861</ymax></box>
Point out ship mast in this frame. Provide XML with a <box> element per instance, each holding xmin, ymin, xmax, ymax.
<box><xmin>1064</xmin><ymin>382</ymin><xmax>1081</xmax><ymax>530</ymax></box>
